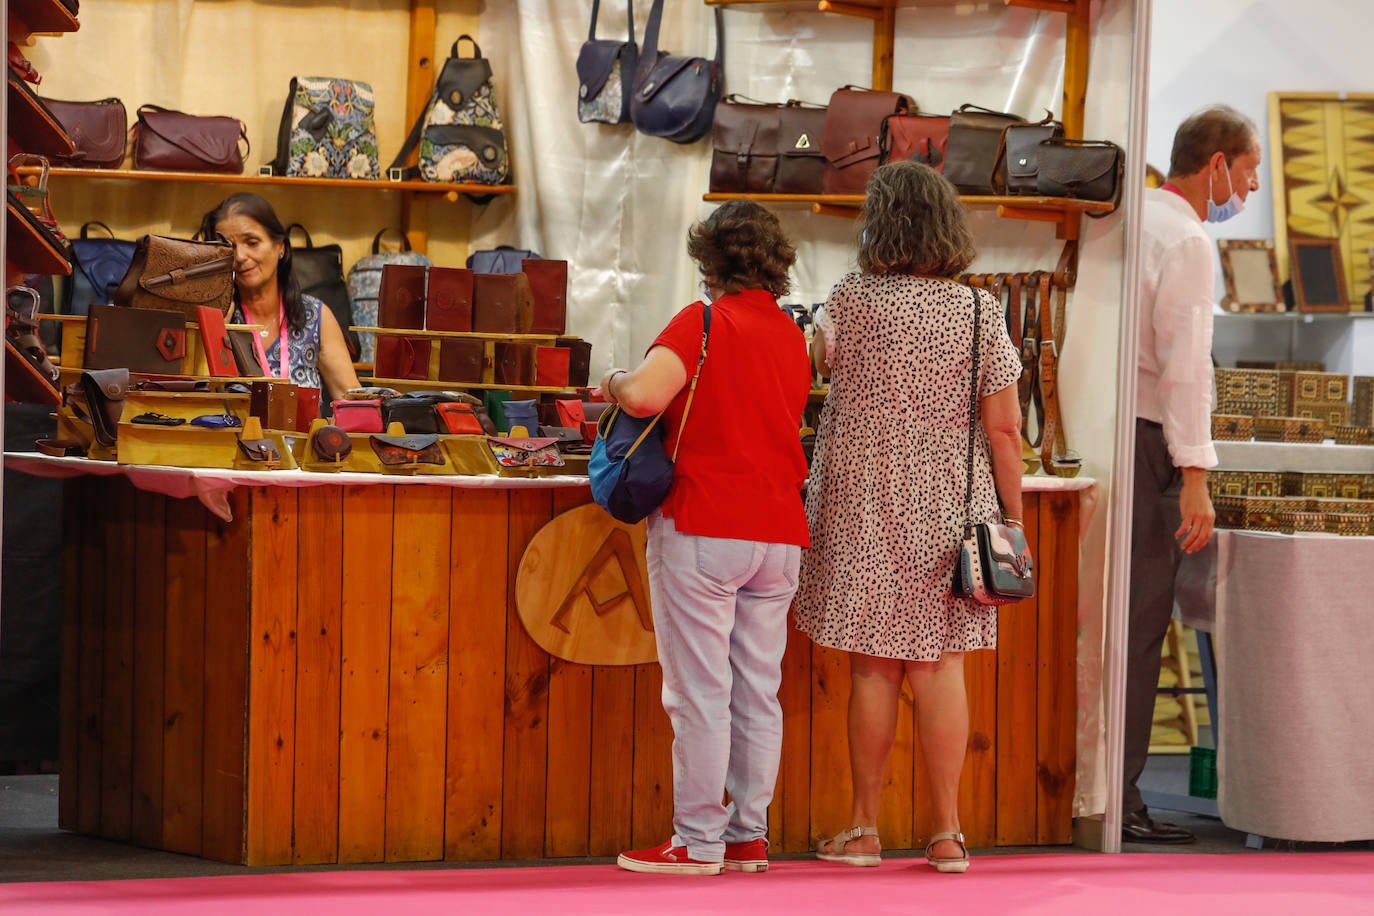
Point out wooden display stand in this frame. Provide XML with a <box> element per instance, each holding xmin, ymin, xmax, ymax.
<box><xmin>56</xmin><ymin>476</ymin><xmax>1079</xmax><ymax>864</ymax></box>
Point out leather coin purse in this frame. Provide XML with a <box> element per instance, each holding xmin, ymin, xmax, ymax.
<box><xmin>236</xmin><ymin>437</ymin><xmax>282</xmax><ymax>466</ymax></box>
<box><xmin>370</xmin><ymin>433</ymin><xmax>445</xmax><ymax>467</ymax></box>
<box><xmin>487</xmin><ymin>435</ymin><xmax>565</xmax><ymax>468</ymax></box>
<box><xmin>190</xmin><ymin>413</ymin><xmax>242</xmax><ymax>429</ymax></box>
<box><xmin>311</xmin><ymin>424</ymin><xmax>353</xmax><ymax>462</ymax></box>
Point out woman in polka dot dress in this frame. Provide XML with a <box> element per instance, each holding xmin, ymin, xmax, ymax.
<box><xmin>794</xmin><ymin>161</ymin><xmax>1025</xmax><ymax>874</ymax></box>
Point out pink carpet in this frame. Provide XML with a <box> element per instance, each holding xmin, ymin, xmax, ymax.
<box><xmin>2</xmin><ymin>853</ymin><xmax>1371</xmax><ymax>915</ymax></box>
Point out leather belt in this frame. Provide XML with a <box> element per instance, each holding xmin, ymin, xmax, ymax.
<box><xmin>1037</xmin><ymin>273</ymin><xmax>1066</xmax><ymax>473</ymax></box>
<box><xmin>1018</xmin><ymin>271</ymin><xmax>1043</xmax><ymax>448</ymax></box>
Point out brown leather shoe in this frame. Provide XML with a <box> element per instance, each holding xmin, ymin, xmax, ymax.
<box><xmin>1121</xmin><ymin>810</ymin><xmax>1195</xmax><ymax>844</ymax></box>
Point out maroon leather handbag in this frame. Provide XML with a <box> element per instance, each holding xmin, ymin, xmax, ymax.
<box><xmin>881</xmin><ymin>112</ymin><xmax>951</xmax><ymax>172</ymax></box>
<box><xmin>40</xmin><ymin>97</ymin><xmax>128</xmax><ymax>169</ymax></box>
<box><xmin>132</xmin><ymin>104</ymin><xmax>249</xmax><ymax>174</ymax></box>
<box><xmin>820</xmin><ymin>86</ymin><xmax>913</xmax><ymax>195</ymax></box>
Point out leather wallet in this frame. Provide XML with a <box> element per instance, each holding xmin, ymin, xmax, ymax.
<box><xmin>374</xmin><ymin>334</ymin><xmax>432</xmax><ymax>381</ymax></box>
<box><xmin>134</xmin><ymin>378</ymin><xmax>209</xmax><ymax>392</ymax></box>
<box><xmin>371</xmin><ymin>433</ymin><xmax>445</xmax><ymax>467</ymax></box>
<box><xmin>196</xmin><ymin>305</ymin><xmax>238</xmax><ymax>376</ymax></box>
<box><xmin>557</xmin><ymin>337</ymin><xmax>592</xmax><ymax>387</ymax></box>
<box><xmin>250</xmin><ymin>380</ymin><xmax>299</xmax><ymax>430</ymax></box>
<box><xmin>555</xmin><ymin>397</ymin><xmax>586</xmax><ymax>428</ymax></box>
<box><xmin>438</xmin><ymin>337</ymin><xmax>486</xmax><ymax>383</ymax></box>
<box><xmin>535</xmin><ymin>345</ymin><xmax>571</xmax><ymax>388</ymax></box>
<box><xmin>436</xmin><ymin>401</ymin><xmax>486</xmax><ymax>434</ymax></box>
<box><xmin>495</xmin><ymin>340</ymin><xmax>537</xmax><ymax>386</ymax></box>
<box><xmin>83</xmin><ymin>303</ymin><xmax>188</xmax><ymax>373</ymax></box>
<box><xmin>486</xmin><ymin>435</ymin><xmax>565</xmax><ymax>469</ymax></box>
<box><xmin>425</xmin><ymin>266</ymin><xmax>474</xmax><ymax>332</ymax></box>
<box><xmin>227</xmin><ymin>329</ymin><xmax>263</xmax><ymax>376</ymax></box>
<box><xmin>377</xmin><ymin>262</ymin><xmax>427</xmax><ymax>329</ymax></box>
<box><xmin>332</xmin><ymin>398</ymin><xmax>384</xmax><ymax>433</ymax></box>
<box><xmin>521</xmin><ymin>258</ymin><xmax>568</xmax><ymax>334</ymax></box>
<box><xmin>311</xmin><ymin>424</ymin><xmax>352</xmax><ymax>462</ymax></box>
<box><xmin>472</xmin><ymin>272</ymin><xmax>535</xmax><ymax>333</ymax></box>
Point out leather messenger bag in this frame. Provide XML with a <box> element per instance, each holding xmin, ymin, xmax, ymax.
<box><xmin>132</xmin><ymin>104</ymin><xmax>249</xmax><ymax>174</ymax></box>
<box><xmin>820</xmin><ymin>86</ymin><xmax>913</xmax><ymax>195</ymax></box>
<box><xmin>710</xmin><ymin>95</ymin><xmax>782</xmax><ymax>194</ymax></box>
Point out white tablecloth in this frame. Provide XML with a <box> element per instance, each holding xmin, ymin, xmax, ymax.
<box><xmin>1214</xmin><ymin>529</ymin><xmax>1374</xmax><ymax>841</ymax></box>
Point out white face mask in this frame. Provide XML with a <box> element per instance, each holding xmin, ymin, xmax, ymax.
<box><xmin>1206</xmin><ymin>159</ymin><xmax>1245</xmax><ymax>223</ymax></box>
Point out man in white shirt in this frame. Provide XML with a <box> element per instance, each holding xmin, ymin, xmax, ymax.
<box><xmin>1125</xmin><ymin>105</ymin><xmax>1261</xmax><ymax>844</ymax></box>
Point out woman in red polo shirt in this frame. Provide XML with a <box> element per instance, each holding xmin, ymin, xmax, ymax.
<box><xmin>600</xmin><ymin>200</ymin><xmax>812</xmax><ymax>877</ymax></box>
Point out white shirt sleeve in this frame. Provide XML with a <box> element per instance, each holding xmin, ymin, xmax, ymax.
<box><xmin>1153</xmin><ymin>233</ymin><xmax>1219</xmax><ymax>469</ymax></box>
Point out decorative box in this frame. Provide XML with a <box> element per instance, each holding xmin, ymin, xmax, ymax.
<box><xmin>1279</xmin><ymin>510</ymin><xmax>1325</xmax><ymax>533</ymax></box>
<box><xmin>1294</xmin><ymin>401</ymin><xmax>1350</xmax><ymax>427</ymax></box>
<box><xmin>1211</xmin><ymin>414</ymin><xmax>1253</xmax><ymax>441</ymax></box>
<box><xmin>1253</xmin><ymin>415</ymin><xmax>1326</xmax><ymax>443</ymax></box>
<box><xmin>1352</xmin><ymin>376</ymin><xmax>1374</xmax><ymax>428</ymax></box>
<box><xmin>1209</xmin><ymin>470</ymin><xmax>1287</xmax><ymax>498</ymax></box>
<box><xmin>1292</xmin><ymin>473</ymin><xmax>1367</xmax><ymax>500</ymax></box>
<box><xmin>1275</xmin><ymin>360</ymin><xmax>1326</xmax><ymax>372</ymax></box>
<box><xmin>1214</xmin><ymin>368</ymin><xmax>1282</xmax><ymax>417</ymax></box>
<box><xmin>1213</xmin><ymin>495</ymin><xmax>1311</xmax><ymax>533</ymax></box>
<box><xmin>1293</xmin><ymin>370</ymin><xmax>1349</xmax><ymax>403</ymax></box>
<box><xmin>1329</xmin><ymin>425</ymin><xmax>1374</xmax><ymax>445</ymax></box>
<box><xmin>1325</xmin><ymin>513</ymin><xmax>1371</xmax><ymax>537</ymax></box>
<box><xmin>1308</xmin><ymin>496</ymin><xmax>1374</xmax><ymax>516</ymax></box>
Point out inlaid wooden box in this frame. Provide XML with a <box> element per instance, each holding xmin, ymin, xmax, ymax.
<box><xmin>1293</xmin><ymin>401</ymin><xmax>1350</xmax><ymax>427</ymax></box>
<box><xmin>1211</xmin><ymin>414</ymin><xmax>1254</xmax><ymax>441</ymax></box>
<box><xmin>1330</xmin><ymin>425</ymin><xmax>1374</xmax><ymax>445</ymax></box>
<box><xmin>1253</xmin><ymin>416</ymin><xmax>1326</xmax><ymax>443</ymax></box>
<box><xmin>1215</xmin><ymin>368</ymin><xmax>1282</xmax><ymax>417</ymax></box>
<box><xmin>1214</xmin><ymin>494</ymin><xmax>1312</xmax><ymax>532</ymax></box>
<box><xmin>1210</xmin><ymin>469</ymin><xmax>1288</xmax><ymax>498</ymax></box>
<box><xmin>1352</xmin><ymin>376</ymin><xmax>1374</xmax><ymax>428</ymax></box>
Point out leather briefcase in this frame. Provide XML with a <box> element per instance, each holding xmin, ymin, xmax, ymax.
<box><xmin>495</xmin><ymin>340</ymin><xmax>537</xmax><ymax>386</ymax></box>
<box><xmin>881</xmin><ymin>111</ymin><xmax>951</xmax><ymax>171</ymax></box>
<box><xmin>83</xmin><ymin>303</ymin><xmax>188</xmax><ymax>374</ymax></box>
<box><xmin>536</xmin><ymin>345</ymin><xmax>571</xmax><ymax>388</ymax></box>
<box><xmin>40</xmin><ymin>96</ymin><xmax>127</xmax><ymax>169</ymax></box>
<box><xmin>425</xmin><ymin>266</ymin><xmax>474</xmax><ymax>332</ymax></box>
<box><xmin>821</xmin><ymin>86</ymin><xmax>913</xmax><ymax>195</ymax></box>
<box><xmin>944</xmin><ymin>103</ymin><xmax>1023</xmax><ymax>195</ymax></box>
<box><xmin>557</xmin><ymin>337</ymin><xmax>592</xmax><ymax>387</ymax></box>
<box><xmin>249</xmin><ymin>381</ymin><xmax>299</xmax><ymax>430</ymax></box>
<box><xmin>377</xmin><ymin>263</ymin><xmax>427</xmax><ymax>329</ymax></box>
<box><xmin>1036</xmin><ymin>138</ymin><xmax>1124</xmax><ymax>207</ymax></box>
<box><xmin>132</xmin><ymin>104</ymin><xmax>248</xmax><ymax>174</ymax></box>
<box><xmin>473</xmin><ymin>272</ymin><xmax>534</xmax><ymax>333</ymax></box>
<box><xmin>775</xmin><ymin>100</ymin><xmax>827</xmax><ymax>194</ymax></box>
<box><xmin>710</xmin><ymin>95</ymin><xmax>782</xmax><ymax>194</ymax></box>
<box><xmin>992</xmin><ymin>114</ymin><xmax>1064</xmax><ymax>195</ymax></box>
<box><xmin>113</xmin><ymin>234</ymin><xmax>235</xmax><ymax>322</ymax></box>
<box><xmin>438</xmin><ymin>337</ymin><xmax>486</xmax><ymax>383</ymax></box>
<box><xmin>522</xmin><ymin>258</ymin><xmax>568</xmax><ymax>335</ymax></box>
<box><xmin>374</xmin><ymin>334</ymin><xmax>432</xmax><ymax>381</ymax></box>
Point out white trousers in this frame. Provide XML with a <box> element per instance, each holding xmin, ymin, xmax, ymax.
<box><xmin>646</xmin><ymin>513</ymin><xmax>801</xmax><ymax>862</ymax></box>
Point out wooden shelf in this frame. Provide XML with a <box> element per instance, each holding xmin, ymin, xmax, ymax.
<box><xmin>364</xmin><ymin>376</ymin><xmax>591</xmax><ymax>396</ymax></box>
<box><xmin>32</xmin><ymin>166</ymin><xmax>516</xmax><ymax>203</ymax></box>
<box><xmin>357</xmin><ymin>327</ymin><xmax>578</xmax><ymax>342</ymax></box>
<box><xmin>10</xmin><ymin>0</ymin><xmax>80</xmax><ymax>34</ymax></box>
<box><xmin>6</xmin><ymin>199</ymin><xmax>72</xmax><ymax>276</ymax></box>
<box><xmin>6</xmin><ymin>75</ymin><xmax>76</xmax><ymax>159</ymax></box>
<box><xmin>5</xmin><ymin>340</ymin><xmax>62</xmax><ymax>405</ymax></box>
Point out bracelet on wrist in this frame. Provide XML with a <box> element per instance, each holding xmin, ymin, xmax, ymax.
<box><xmin>1004</xmin><ymin>517</ymin><xmax>1024</xmax><ymax>528</ymax></box>
<box><xmin>608</xmin><ymin>369</ymin><xmax>627</xmax><ymax>397</ymax></box>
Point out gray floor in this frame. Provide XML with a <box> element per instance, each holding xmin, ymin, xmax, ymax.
<box><xmin>0</xmin><ymin>755</ymin><xmax>1267</xmax><ymax>885</ymax></box>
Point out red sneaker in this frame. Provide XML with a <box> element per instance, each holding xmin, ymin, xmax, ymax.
<box><xmin>724</xmin><ymin>837</ymin><xmax>768</xmax><ymax>873</ymax></box>
<box><xmin>617</xmin><ymin>839</ymin><xmax>723</xmax><ymax>876</ymax></box>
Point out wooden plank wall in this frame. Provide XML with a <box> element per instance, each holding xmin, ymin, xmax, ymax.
<box><xmin>58</xmin><ymin>482</ymin><xmax>1076</xmax><ymax>864</ymax></box>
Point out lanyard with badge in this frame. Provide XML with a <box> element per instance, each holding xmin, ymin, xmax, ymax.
<box><xmin>251</xmin><ymin>296</ymin><xmax>290</xmax><ymax>380</ymax></box>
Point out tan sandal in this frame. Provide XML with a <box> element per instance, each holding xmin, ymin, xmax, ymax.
<box><xmin>816</xmin><ymin>825</ymin><xmax>881</xmax><ymax>867</ymax></box>
<box><xmin>925</xmin><ymin>831</ymin><xmax>969</xmax><ymax>873</ymax></box>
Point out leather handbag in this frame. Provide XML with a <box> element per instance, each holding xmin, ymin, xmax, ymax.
<box><xmin>425</xmin><ymin>266</ymin><xmax>474</xmax><ymax>332</ymax></box>
<box><xmin>466</xmin><ymin>246</ymin><xmax>541</xmax><ymax>273</ymax></box>
<box><xmin>113</xmin><ymin>234</ymin><xmax>236</xmax><ymax>321</ymax></box>
<box><xmin>65</xmin><ymin>221</ymin><xmax>135</xmax><ymax>316</ymax></box>
<box><xmin>372</xmin><ymin>433</ymin><xmax>446</xmax><ymax>467</ymax></box>
<box><xmin>374</xmin><ymin>334</ymin><xmax>431</xmax><ymax>381</ymax></box>
<box><xmin>522</xmin><ymin>258</ymin><xmax>568</xmax><ymax>334</ymax></box>
<box><xmin>71</xmin><ymin>367</ymin><xmax>130</xmax><ymax>449</ymax></box>
<box><xmin>377</xmin><ymin>263</ymin><xmax>427</xmax><ymax>329</ymax></box>
<box><xmin>249</xmin><ymin>380</ymin><xmax>299</xmax><ymax>430</ymax></box>
<box><xmin>346</xmin><ymin>229</ymin><xmax>431</xmax><ymax>363</ymax></box>
<box><xmin>881</xmin><ymin>111</ymin><xmax>951</xmax><ymax>171</ymax></box>
<box><xmin>487</xmin><ymin>435</ymin><xmax>565</xmax><ymax>469</ymax></box>
<box><xmin>991</xmin><ymin>113</ymin><xmax>1064</xmax><ymax>195</ymax></box>
<box><xmin>132</xmin><ymin>104</ymin><xmax>249</xmax><ymax>174</ymax></box>
<box><xmin>473</xmin><ymin>272</ymin><xmax>534</xmax><ymax>333</ymax></box>
<box><xmin>436</xmin><ymin>400</ymin><xmax>486</xmax><ymax>435</ymax></box>
<box><xmin>82</xmin><ymin>303</ymin><xmax>187</xmax><ymax>373</ymax></box>
<box><xmin>535</xmin><ymin>345</ymin><xmax>571</xmax><ymax>388</ymax></box>
<box><xmin>944</xmin><ymin>104</ymin><xmax>1023</xmax><ymax>195</ymax></box>
<box><xmin>557</xmin><ymin>337</ymin><xmax>592</xmax><ymax>387</ymax></box>
<box><xmin>331</xmin><ymin>398</ymin><xmax>384</xmax><ymax>433</ymax></box>
<box><xmin>775</xmin><ymin>99</ymin><xmax>828</xmax><ymax>194</ymax></box>
<box><xmin>821</xmin><ymin>86</ymin><xmax>914</xmax><ymax>195</ymax></box>
<box><xmin>630</xmin><ymin>0</ymin><xmax>724</xmax><ymax>144</ymax></box>
<box><xmin>39</xmin><ymin>96</ymin><xmax>127</xmax><ymax>168</ymax></box>
<box><xmin>710</xmin><ymin>95</ymin><xmax>782</xmax><ymax>194</ymax></box>
<box><xmin>495</xmin><ymin>340</ymin><xmax>537</xmax><ymax>386</ymax></box>
<box><xmin>438</xmin><ymin>337</ymin><xmax>485</xmax><ymax>383</ymax></box>
<box><xmin>577</xmin><ymin>0</ymin><xmax>637</xmax><ymax>125</ymax></box>
<box><xmin>270</xmin><ymin>76</ymin><xmax>379</xmax><ymax>179</ymax></box>
<box><xmin>1035</xmin><ymin>138</ymin><xmax>1125</xmax><ymax>208</ymax></box>
<box><xmin>382</xmin><ymin>396</ymin><xmax>441</xmax><ymax>434</ymax></box>
<box><xmin>287</xmin><ymin>223</ymin><xmax>360</xmax><ymax>358</ymax></box>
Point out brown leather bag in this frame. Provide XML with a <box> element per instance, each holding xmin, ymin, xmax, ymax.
<box><xmin>40</xmin><ymin>97</ymin><xmax>127</xmax><ymax>168</ymax></box>
<box><xmin>132</xmin><ymin>105</ymin><xmax>249</xmax><ymax>174</ymax></box>
<box><xmin>522</xmin><ymin>258</ymin><xmax>568</xmax><ymax>334</ymax></box>
<box><xmin>944</xmin><ymin>104</ymin><xmax>1023</xmax><ymax>195</ymax></box>
<box><xmin>73</xmin><ymin>367</ymin><xmax>130</xmax><ymax>448</ymax></box>
<box><xmin>82</xmin><ymin>303</ymin><xmax>187</xmax><ymax>374</ymax></box>
<box><xmin>249</xmin><ymin>381</ymin><xmax>299</xmax><ymax>431</ymax></box>
<box><xmin>473</xmin><ymin>272</ymin><xmax>534</xmax><ymax>333</ymax></box>
<box><xmin>775</xmin><ymin>100</ymin><xmax>827</xmax><ymax>194</ymax></box>
<box><xmin>881</xmin><ymin>112</ymin><xmax>951</xmax><ymax>172</ymax></box>
<box><xmin>710</xmin><ymin>96</ymin><xmax>782</xmax><ymax>194</ymax></box>
<box><xmin>820</xmin><ymin>86</ymin><xmax>913</xmax><ymax>195</ymax></box>
<box><xmin>991</xmin><ymin>113</ymin><xmax>1064</xmax><ymax>195</ymax></box>
<box><xmin>377</xmin><ymin>263</ymin><xmax>427</xmax><ymax>329</ymax></box>
<box><xmin>438</xmin><ymin>337</ymin><xmax>486</xmax><ymax>383</ymax></box>
<box><xmin>113</xmin><ymin>234</ymin><xmax>236</xmax><ymax>322</ymax></box>
<box><xmin>495</xmin><ymin>340</ymin><xmax>537</xmax><ymax>386</ymax></box>
<box><xmin>424</xmin><ymin>266</ymin><xmax>474</xmax><ymax>332</ymax></box>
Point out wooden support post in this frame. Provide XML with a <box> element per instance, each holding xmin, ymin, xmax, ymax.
<box><xmin>403</xmin><ymin>0</ymin><xmax>438</xmax><ymax>253</ymax></box>
<box><xmin>1062</xmin><ymin>0</ymin><xmax>1090</xmax><ymax>138</ymax></box>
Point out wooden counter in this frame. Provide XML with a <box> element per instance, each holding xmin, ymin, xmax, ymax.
<box><xmin>52</xmin><ymin>472</ymin><xmax>1082</xmax><ymax>864</ymax></box>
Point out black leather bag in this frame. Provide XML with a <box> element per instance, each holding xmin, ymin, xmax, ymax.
<box><xmin>1036</xmin><ymin>138</ymin><xmax>1125</xmax><ymax>210</ymax></box>
<box><xmin>577</xmin><ymin>0</ymin><xmax>637</xmax><ymax>125</ymax></box>
<box><xmin>943</xmin><ymin>104</ymin><xmax>1023</xmax><ymax>195</ymax></box>
<box><xmin>630</xmin><ymin>0</ymin><xmax>724</xmax><ymax>144</ymax></box>
<box><xmin>287</xmin><ymin>223</ymin><xmax>360</xmax><ymax>359</ymax></box>
<box><xmin>992</xmin><ymin>113</ymin><xmax>1064</xmax><ymax>195</ymax></box>
<box><xmin>775</xmin><ymin>100</ymin><xmax>827</xmax><ymax>194</ymax></box>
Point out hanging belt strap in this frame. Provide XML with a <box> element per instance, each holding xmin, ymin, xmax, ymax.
<box><xmin>1039</xmin><ymin>275</ymin><xmax>1070</xmax><ymax>474</ymax></box>
<box><xmin>1018</xmin><ymin>271</ymin><xmax>1043</xmax><ymax>448</ymax></box>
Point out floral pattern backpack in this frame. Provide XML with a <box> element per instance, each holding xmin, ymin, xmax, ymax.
<box><xmin>271</xmin><ymin>76</ymin><xmax>380</xmax><ymax>179</ymax></box>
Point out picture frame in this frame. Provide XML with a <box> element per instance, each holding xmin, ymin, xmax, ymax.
<box><xmin>1288</xmin><ymin>237</ymin><xmax>1349</xmax><ymax>313</ymax></box>
<box><xmin>1217</xmin><ymin>239</ymin><xmax>1284</xmax><ymax>312</ymax></box>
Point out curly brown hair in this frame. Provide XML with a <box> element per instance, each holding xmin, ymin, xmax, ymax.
<box><xmin>686</xmin><ymin>199</ymin><xmax>795</xmax><ymax>297</ymax></box>
<box><xmin>857</xmin><ymin>161</ymin><xmax>976</xmax><ymax>277</ymax></box>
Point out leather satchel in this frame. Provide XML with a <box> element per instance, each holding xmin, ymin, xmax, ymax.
<box><xmin>495</xmin><ymin>340</ymin><xmax>537</xmax><ymax>387</ymax></box>
<box><xmin>992</xmin><ymin>113</ymin><xmax>1064</xmax><ymax>195</ymax></box>
<box><xmin>710</xmin><ymin>95</ymin><xmax>782</xmax><ymax>194</ymax></box>
<box><xmin>83</xmin><ymin>303</ymin><xmax>187</xmax><ymax>373</ymax></box>
<box><xmin>944</xmin><ymin>104</ymin><xmax>1023</xmax><ymax>195</ymax></box>
<box><xmin>132</xmin><ymin>104</ymin><xmax>249</xmax><ymax>174</ymax></box>
<box><xmin>374</xmin><ymin>334</ymin><xmax>432</xmax><ymax>381</ymax></box>
<box><xmin>425</xmin><ymin>266</ymin><xmax>474</xmax><ymax>332</ymax></box>
<box><xmin>821</xmin><ymin>86</ymin><xmax>914</xmax><ymax>195</ymax></box>
<box><xmin>577</xmin><ymin>0</ymin><xmax>637</xmax><ymax>125</ymax></box>
<box><xmin>775</xmin><ymin>100</ymin><xmax>828</xmax><ymax>194</ymax></box>
<box><xmin>377</xmin><ymin>263</ymin><xmax>427</xmax><ymax>329</ymax></box>
<box><xmin>113</xmin><ymin>234</ymin><xmax>236</xmax><ymax>321</ymax></box>
<box><xmin>438</xmin><ymin>337</ymin><xmax>485</xmax><ymax>383</ymax></box>
<box><xmin>881</xmin><ymin>111</ymin><xmax>951</xmax><ymax>171</ymax></box>
<box><xmin>472</xmin><ymin>272</ymin><xmax>534</xmax><ymax>333</ymax></box>
<box><xmin>522</xmin><ymin>258</ymin><xmax>567</xmax><ymax>334</ymax></box>
<box><xmin>630</xmin><ymin>0</ymin><xmax>724</xmax><ymax>144</ymax></box>
<box><xmin>39</xmin><ymin>97</ymin><xmax>127</xmax><ymax>168</ymax></box>
<box><xmin>1036</xmin><ymin>138</ymin><xmax>1125</xmax><ymax>208</ymax></box>
<box><xmin>287</xmin><ymin>223</ymin><xmax>360</xmax><ymax>358</ymax></box>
